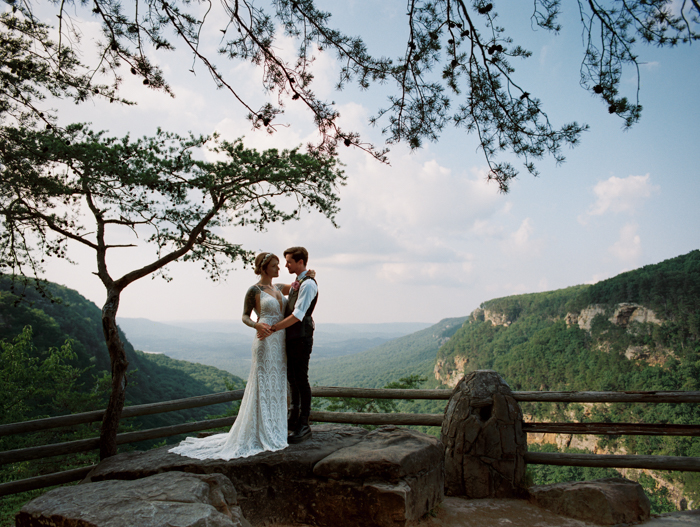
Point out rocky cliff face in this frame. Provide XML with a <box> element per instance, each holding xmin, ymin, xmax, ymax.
<box><xmin>483</xmin><ymin>309</ymin><xmax>512</xmax><ymax>327</ymax></box>
<box><xmin>624</xmin><ymin>344</ymin><xmax>676</xmax><ymax>367</ymax></box>
<box><xmin>432</xmin><ymin>301</ymin><xmax>690</xmax><ymax>509</ymax></box>
<box><xmin>566</xmin><ymin>303</ymin><xmax>662</xmax><ymax>331</ymax></box>
<box><xmin>434</xmin><ymin>355</ymin><xmax>470</xmax><ymax>388</ymax></box>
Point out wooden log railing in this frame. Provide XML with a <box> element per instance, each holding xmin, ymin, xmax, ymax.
<box><xmin>1</xmin><ymin>387</ymin><xmax>699</xmax><ymax>497</ymax></box>
<box><xmin>0</xmin><ymin>389</ymin><xmax>247</xmax><ymax>438</ymax></box>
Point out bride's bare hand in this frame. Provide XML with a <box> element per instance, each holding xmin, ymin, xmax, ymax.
<box><xmin>255</xmin><ymin>322</ymin><xmax>273</xmax><ymax>340</ymax></box>
<box><xmin>307</xmin><ymin>269</ymin><xmax>316</xmax><ymax>279</ymax></box>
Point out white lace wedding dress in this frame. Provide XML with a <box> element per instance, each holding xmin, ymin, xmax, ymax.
<box><xmin>169</xmin><ymin>290</ymin><xmax>288</xmax><ymax>459</ymax></box>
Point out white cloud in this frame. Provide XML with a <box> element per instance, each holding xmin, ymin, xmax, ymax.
<box><xmin>502</xmin><ymin>218</ymin><xmax>544</xmax><ymax>257</ymax></box>
<box><xmin>579</xmin><ymin>174</ymin><xmax>658</xmax><ymax>224</ymax></box>
<box><xmin>376</xmin><ymin>258</ymin><xmax>475</xmax><ymax>286</ymax></box>
<box><xmin>609</xmin><ymin>223</ymin><xmax>642</xmax><ymax>262</ymax></box>
<box><xmin>511</xmin><ymin>218</ymin><xmax>533</xmax><ymax>248</ymax></box>
<box><xmin>470</xmin><ymin>219</ymin><xmax>505</xmax><ymax>239</ymax></box>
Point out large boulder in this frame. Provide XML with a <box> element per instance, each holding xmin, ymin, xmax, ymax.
<box><xmin>440</xmin><ymin>370</ymin><xmax>527</xmax><ymax>498</ymax></box>
<box><xmin>16</xmin><ymin>471</ymin><xmax>250</xmax><ymax>527</ymax></box>
<box><xmin>83</xmin><ymin>424</ymin><xmax>444</xmax><ymax>527</ymax></box>
<box><xmin>313</xmin><ymin>426</ymin><xmax>444</xmax><ymax>526</ymax></box>
<box><xmin>528</xmin><ymin>477</ymin><xmax>651</xmax><ymax>525</ymax></box>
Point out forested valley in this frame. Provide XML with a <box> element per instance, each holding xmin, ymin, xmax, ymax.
<box><xmin>307</xmin><ymin>250</ymin><xmax>700</xmax><ymax>512</ymax></box>
<box><xmin>434</xmin><ymin>250</ymin><xmax>700</xmax><ymax>511</ymax></box>
<box><xmin>0</xmin><ymin>277</ymin><xmax>244</xmax><ymax>524</ymax></box>
<box><xmin>2</xmin><ymin>250</ymin><xmax>699</xmax><ymax>522</ymax></box>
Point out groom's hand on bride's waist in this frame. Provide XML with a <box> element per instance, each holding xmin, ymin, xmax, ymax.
<box><xmin>256</xmin><ymin>322</ymin><xmax>274</xmax><ymax>339</ymax></box>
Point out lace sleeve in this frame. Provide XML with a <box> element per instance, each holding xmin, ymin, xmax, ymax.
<box><xmin>242</xmin><ymin>285</ymin><xmax>260</xmax><ymax>328</ymax></box>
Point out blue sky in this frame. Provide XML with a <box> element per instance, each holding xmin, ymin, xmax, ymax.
<box><xmin>38</xmin><ymin>1</ymin><xmax>700</xmax><ymax>325</ymax></box>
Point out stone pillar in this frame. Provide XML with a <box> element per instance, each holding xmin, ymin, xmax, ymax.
<box><xmin>440</xmin><ymin>370</ymin><xmax>527</xmax><ymax>498</ymax></box>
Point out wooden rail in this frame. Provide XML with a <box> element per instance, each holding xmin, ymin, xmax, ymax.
<box><xmin>0</xmin><ymin>411</ymin><xmax>445</xmax><ymax>465</ymax></box>
<box><xmin>311</xmin><ymin>411</ymin><xmax>443</xmax><ymax>427</ymax></box>
<box><xmin>2</xmin><ymin>386</ymin><xmax>699</xmax><ymax>497</ymax></box>
<box><xmin>0</xmin><ymin>389</ymin><xmax>246</xmax><ymax>438</ymax></box>
<box><xmin>523</xmin><ymin>422</ymin><xmax>700</xmax><ymax>436</ymax></box>
<box><xmin>525</xmin><ymin>452</ymin><xmax>700</xmax><ymax>472</ymax></box>
<box><xmin>5</xmin><ymin>388</ymin><xmax>698</xmax><ymax>438</ymax></box>
<box><xmin>0</xmin><ymin>466</ymin><xmax>96</xmax><ymax>497</ymax></box>
<box><xmin>310</xmin><ymin>387</ymin><xmax>451</xmax><ymax>400</ymax></box>
<box><xmin>513</xmin><ymin>391</ymin><xmax>700</xmax><ymax>403</ymax></box>
<box><xmin>0</xmin><ymin>416</ymin><xmax>236</xmax><ymax>465</ymax></box>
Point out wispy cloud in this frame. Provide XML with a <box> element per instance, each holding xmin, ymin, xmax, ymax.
<box><xmin>609</xmin><ymin>223</ymin><xmax>642</xmax><ymax>262</ymax></box>
<box><xmin>579</xmin><ymin>174</ymin><xmax>658</xmax><ymax>224</ymax></box>
<box><xmin>502</xmin><ymin>218</ymin><xmax>544</xmax><ymax>257</ymax></box>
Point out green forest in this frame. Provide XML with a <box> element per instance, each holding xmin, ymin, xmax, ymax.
<box><xmin>436</xmin><ymin>250</ymin><xmax>700</xmax><ymax>509</ymax></box>
<box><xmin>2</xmin><ymin>250</ymin><xmax>699</xmax><ymax>522</ymax></box>
<box><xmin>0</xmin><ymin>277</ymin><xmax>244</xmax><ymax>525</ymax></box>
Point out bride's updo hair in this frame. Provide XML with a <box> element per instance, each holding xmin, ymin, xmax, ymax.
<box><xmin>254</xmin><ymin>252</ymin><xmax>278</xmax><ymax>275</ymax></box>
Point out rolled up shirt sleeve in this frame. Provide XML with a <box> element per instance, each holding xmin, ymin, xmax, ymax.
<box><xmin>292</xmin><ymin>278</ymin><xmax>318</xmax><ymax>321</ymax></box>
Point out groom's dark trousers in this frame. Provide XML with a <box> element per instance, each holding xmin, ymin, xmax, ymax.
<box><xmin>287</xmin><ymin>337</ymin><xmax>313</xmax><ymax>419</ymax></box>
<box><xmin>284</xmin><ymin>276</ymin><xmax>317</xmax><ymax>422</ymax></box>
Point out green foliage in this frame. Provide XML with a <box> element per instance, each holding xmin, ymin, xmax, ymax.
<box><xmin>6</xmin><ymin>1</ymin><xmax>697</xmax><ymax>189</ymax></box>
<box><xmin>0</xmin><ymin>277</ymin><xmax>245</xmax><ymax>426</ymax></box>
<box><xmin>437</xmin><ymin>250</ymin><xmax>700</xmax><ymax>506</ymax></box>
<box><xmin>570</xmin><ymin>250</ymin><xmax>700</xmax><ymax>341</ymax></box>
<box><xmin>311</xmin><ymin>316</ymin><xmax>468</xmax><ymax>388</ymax></box>
<box><xmin>526</xmin><ymin>444</ymin><xmax>622</xmax><ymax>486</ymax></box>
<box><xmin>1</xmin><ymin>125</ymin><xmax>345</xmax><ymax>288</ymax></box>
<box><xmin>0</xmin><ymin>326</ymin><xmax>108</xmax><ymax>527</ymax></box>
<box><xmin>1</xmin><ymin>326</ymin><xmax>81</xmax><ymax>424</ymax></box>
<box><xmin>0</xmin><ymin>279</ymin><xmax>249</xmax><ymax>522</ymax></box>
<box><xmin>0</xmin><ymin>9</ymin><xmax>123</xmax><ymax>130</ymax></box>
<box><xmin>481</xmin><ymin>285</ymin><xmax>590</xmax><ymax>321</ymax></box>
<box><xmin>526</xmin><ymin>445</ymin><xmax>678</xmax><ymax>515</ymax></box>
<box><xmin>314</xmin><ymin>375</ymin><xmax>427</xmax><ymax>430</ymax></box>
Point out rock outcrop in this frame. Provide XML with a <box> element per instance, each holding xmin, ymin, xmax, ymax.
<box><xmin>440</xmin><ymin>371</ymin><xmax>527</xmax><ymax>499</ymax></box>
<box><xmin>573</xmin><ymin>303</ymin><xmax>662</xmax><ymax>332</ymax></box>
<box><xmin>434</xmin><ymin>355</ymin><xmax>470</xmax><ymax>388</ymax></box>
<box><xmin>16</xmin><ymin>471</ymin><xmax>250</xmax><ymax>527</ymax></box>
<box><xmin>529</xmin><ymin>477</ymin><xmax>651</xmax><ymax>525</ymax></box>
<box><xmin>81</xmin><ymin>424</ymin><xmax>443</xmax><ymax>527</ymax></box>
<box><xmin>625</xmin><ymin>344</ymin><xmax>676</xmax><ymax>367</ymax></box>
<box><xmin>483</xmin><ymin>309</ymin><xmax>511</xmax><ymax>327</ymax></box>
<box><xmin>611</xmin><ymin>303</ymin><xmax>662</xmax><ymax>327</ymax></box>
<box><xmin>564</xmin><ymin>312</ymin><xmax>579</xmax><ymax>327</ymax></box>
<box><xmin>576</xmin><ymin>305</ymin><xmax>606</xmax><ymax>331</ymax></box>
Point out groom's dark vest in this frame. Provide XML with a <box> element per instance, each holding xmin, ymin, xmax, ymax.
<box><xmin>284</xmin><ymin>277</ymin><xmax>317</xmax><ymax>340</ymax></box>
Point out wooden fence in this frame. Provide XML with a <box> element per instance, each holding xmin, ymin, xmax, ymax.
<box><xmin>2</xmin><ymin>387</ymin><xmax>699</xmax><ymax>497</ymax></box>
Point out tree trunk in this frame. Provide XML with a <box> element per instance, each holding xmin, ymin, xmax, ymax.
<box><xmin>99</xmin><ymin>289</ymin><xmax>128</xmax><ymax>459</ymax></box>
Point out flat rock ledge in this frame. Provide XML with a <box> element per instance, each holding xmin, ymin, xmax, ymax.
<box><xmin>27</xmin><ymin>424</ymin><xmax>443</xmax><ymax>527</ymax></box>
<box><xmin>16</xmin><ymin>471</ymin><xmax>251</xmax><ymax>527</ymax></box>
<box><xmin>528</xmin><ymin>477</ymin><xmax>652</xmax><ymax>525</ymax></box>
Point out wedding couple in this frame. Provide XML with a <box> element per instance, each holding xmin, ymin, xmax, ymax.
<box><xmin>169</xmin><ymin>246</ymin><xmax>318</xmax><ymax>460</ymax></box>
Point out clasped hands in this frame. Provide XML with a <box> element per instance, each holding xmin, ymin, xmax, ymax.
<box><xmin>256</xmin><ymin>323</ymin><xmax>278</xmax><ymax>340</ymax></box>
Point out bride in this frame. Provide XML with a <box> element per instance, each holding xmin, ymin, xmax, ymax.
<box><xmin>170</xmin><ymin>252</ymin><xmax>306</xmax><ymax>460</ymax></box>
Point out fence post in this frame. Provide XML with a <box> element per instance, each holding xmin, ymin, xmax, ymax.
<box><xmin>440</xmin><ymin>370</ymin><xmax>527</xmax><ymax>498</ymax></box>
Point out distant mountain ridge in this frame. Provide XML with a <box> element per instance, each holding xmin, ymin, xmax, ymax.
<box><xmin>436</xmin><ymin>249</ymin><xmax>700</xmax><ymax>387</ymax></box>
<box><xmin>309</xmin><ymin>316</ymin><xmax>468</xmax><ymax>388</ymax></box>
<box><xmin>118</xmin><ymin>317</ymin><xmax>432</xmax><ymax>379</ymax></box>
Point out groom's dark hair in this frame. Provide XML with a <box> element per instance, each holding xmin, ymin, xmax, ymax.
<box><xmin>284</xmin><ymin>246</ymin><xmax>308</xmax><ymax>265</ymax></box>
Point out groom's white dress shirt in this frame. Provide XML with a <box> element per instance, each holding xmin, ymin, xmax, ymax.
<box><xmin>292</xmin><ymin>270</ymin><xmax>318</xmax><ymax>321</ymax></box>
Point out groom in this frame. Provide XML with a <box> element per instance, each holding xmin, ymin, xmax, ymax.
<box><xmin>271</xmin><ymin>246</ymin><xmax>318</xmax><ymax>444</ymax></box>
